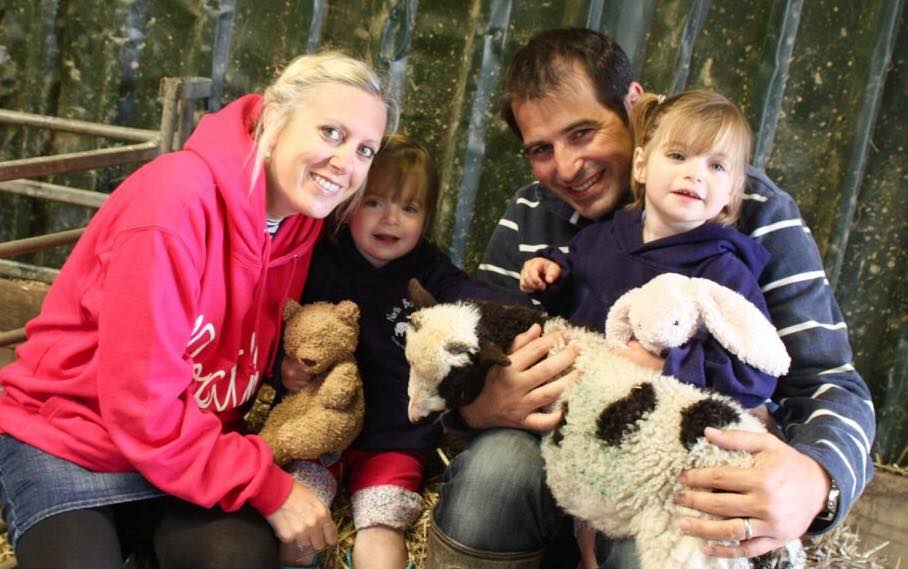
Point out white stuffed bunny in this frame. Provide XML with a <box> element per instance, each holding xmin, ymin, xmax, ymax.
<box><xmin>605</xmin><ymin>272</ymin><xmax>790</xmax><ymax>377</ymax></box>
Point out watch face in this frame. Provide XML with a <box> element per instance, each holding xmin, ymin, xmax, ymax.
<box><xmin>818</xmin><ymin>481</ymin><xmax>840</xmax><ymax>521</ymax></box>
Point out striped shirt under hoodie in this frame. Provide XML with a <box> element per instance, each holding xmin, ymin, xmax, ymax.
<box><xmin>476</xmin><ymin>166</ymin><xmax>875</xmax><ymax>533</ymax></box>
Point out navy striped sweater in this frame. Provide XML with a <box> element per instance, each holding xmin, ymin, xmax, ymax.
<box><xmin>476</xmin><ymin>167</ymin><xmax>875</xmax><ymax>531</ymax></box>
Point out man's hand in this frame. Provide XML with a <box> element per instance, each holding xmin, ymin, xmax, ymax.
<box><xmin>266</xmin><ymin>481</ymin><xmax>337</xmax><ymax>551</ymax></box>
<box><xmin>281</xmin><ymin>356</ymin><xmax>315</xmax><ymax>393</ymax></box>
<box><xmin>520</xmin><ymin>258</ymin><xmax>562</xmax><ymax>293</ymax></box>
<box><xmin>460</xmin><ymin>323</ymin><xmax>579</xmax><ymax>431</ymax></box>
<box><xmin>676</xmin><ymin>427</ymin><xmax>830</xmax><ymax>558</ymax></box>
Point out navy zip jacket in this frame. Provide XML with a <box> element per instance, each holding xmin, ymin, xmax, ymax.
<box><xmin>536</xmin><ymin>209</ymin><xmax>775</xmax><ymax>408</ymax></box>
<box><xmin>301</xmin><ymin>229</ymin><xmax>491</xmax><ymax>453</ymax></box>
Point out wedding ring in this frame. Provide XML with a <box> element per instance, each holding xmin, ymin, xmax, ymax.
<box><xmin>742</xmin><ymin>517</ymin><xmax>753</xmax><ymax>541</ymax></box>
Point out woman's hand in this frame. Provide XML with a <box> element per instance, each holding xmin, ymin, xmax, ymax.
<box><xmin>266</xmin><ymin>481</ymin><xmax>337</xmax><ymax>551</ymax></box>
<box><xmin>460</xmin><ymin>323</ymin><xmax>579</xmax><ymax>432</ymax></box>
<box><xmin>676</xmin><ymin>427</ymin><xmax>830</xmax><ymax>558</ymax></box>
<box><xmin>520</xmin><ymin>258</ymin><xmax>562</xmax><ymax>293</ymax></box>
<box><xmin>281</xmin><ymin>356</ymin><xmax>315</xmax><ymax>393</ymax></box>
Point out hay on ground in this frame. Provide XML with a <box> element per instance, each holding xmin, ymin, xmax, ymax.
<box><xmin>802</xmin><ymin>524</ymin><xmax>894</xmax><ymax>569</ymax></box>
<box><xmin>1</xmin><ymin>528</ymin><xmax>15</xmax><ymax>569</ymax></box>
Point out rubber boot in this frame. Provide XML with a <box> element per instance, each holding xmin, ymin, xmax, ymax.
<box><xmin>425</xmin><ymin>519</ymin><xmax>544</xmax><ymax>569</ymax></box>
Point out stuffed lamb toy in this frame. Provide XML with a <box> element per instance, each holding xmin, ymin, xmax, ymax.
<box><xmin>542</xmin><ymin>273</ymin><xmax>804</xmax><ymax>569</ymax></box>
<box><xmin>404</xmin><ymin>274</ymin><xmax>804</xmax><ymax>568</ymax></box>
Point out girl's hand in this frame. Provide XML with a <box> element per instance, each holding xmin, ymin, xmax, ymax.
<box><xmin>266</xmin><ymin>481</ymin><xmax>337</xmax><ymax>551</ymax></box>
<box><xmin>615</xmin><ymin>339</ymin><xmax>664</xmax><ymax>370</ymax></box>
<box><xmin>281</xmin><ymin>357</ymin><xmax>315</xmax><ymax>393</ymax></box>
<box><xmin>520</xmin><ymin>257</ymin><xmax>562</xmax><ymax>292</ymax></box>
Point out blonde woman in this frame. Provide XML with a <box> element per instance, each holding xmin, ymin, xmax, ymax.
<box><xmin>0</xmin><ymin>52</ymin><xmax>396</xmax><ymax>569</ymax></box>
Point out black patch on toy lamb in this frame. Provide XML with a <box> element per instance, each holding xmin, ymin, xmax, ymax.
<box><xmin>679</xmin><ymin>398</ymin><xmax>741</xmax><ymax>450</ymax></box>
<box><xmin>551</xmin><ymin>401</ymin><xmax>570</xmax><ymax>446</ymax></box>
<box><xmin>595</xmin><ymin>383</ymin><xmax>657</xmax><ymax>446</ymax></box>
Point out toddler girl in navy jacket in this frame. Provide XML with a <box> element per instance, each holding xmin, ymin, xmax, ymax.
<box><xmin>520</xmin><ymin>90</ymin><xmax>779</xmax><ymax>569</ymax></box>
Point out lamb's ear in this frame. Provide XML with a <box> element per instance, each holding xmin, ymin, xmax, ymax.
<box><xmin>605</xmin><ymin>289</ymin><xmax>638</xmax><ymax>348</ymax></box>
<box><xmin>408</xmin><ymin>278</ymin><xmax>437</xmax><ymax>308</ymax></box>
<box><xmin>695</xmin><ymin>278</ymin><xmax>791</xmax><ymax>377</ymax></box>
<box><xmin>283</xmin><ymin>298</ymin><xmax>303</xmax><ymax>321</ymax></box>
<box><xmin>478</xmin><ymin>340</ymin><xmax>511</xmax><ymax>367</ymax></box>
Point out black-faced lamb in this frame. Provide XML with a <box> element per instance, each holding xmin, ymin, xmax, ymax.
<box><xmin>404</xmin><ymin>274</ymin><xmax>805</xmax><ymax>569</ymax></box>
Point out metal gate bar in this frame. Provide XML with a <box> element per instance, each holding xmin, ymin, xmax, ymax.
<box><xmin>0</xmin><ymin>77</ymin><xmax>212</xmax><ymax>349</ymax></box>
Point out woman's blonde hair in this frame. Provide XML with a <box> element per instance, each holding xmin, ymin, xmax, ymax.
<box><xmin>250</xmin><ymin>51</ymin><xmax>400</xmax><ymax>217</ymax></box>
<box><xmin>628</xmin><ymin>90</ymin><xmax>752</xmax><ymax>225</ymax></box>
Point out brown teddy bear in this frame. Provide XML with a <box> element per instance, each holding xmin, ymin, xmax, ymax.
<box><xmin>259</xmin><ymin>299</ymin><xmax>365</xmax><ymax>465</ymax></box>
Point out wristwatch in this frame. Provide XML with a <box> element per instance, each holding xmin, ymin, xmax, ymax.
<box><xmin>815</xmin><ymin>478</ymin><xmax>841</xmax><ymax>522</ymax></box>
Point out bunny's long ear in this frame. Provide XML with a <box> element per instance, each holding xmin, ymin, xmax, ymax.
<box><xmin>605</xmin><ymin>289</ymin><xmax>638</xmax><ymax>348</ymax></box>
<box><xmin>695</xmin><ymin>278</ymin><xmax>791</xmax><ymax>377</ymax></box>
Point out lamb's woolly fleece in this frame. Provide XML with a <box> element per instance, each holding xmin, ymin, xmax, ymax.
<box><xmin>403</xmin><ymin>281</ymin><xmax>803</xmax><ymax>567</ymax></box>
<box><xmin>542</xmin><ymin>319</ymin><xmax>805</xmax><ymax>569</ymax></box>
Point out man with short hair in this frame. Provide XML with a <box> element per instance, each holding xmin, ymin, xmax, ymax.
<box><xmin>427</xmin><ymin>28</ymin><xmax>874</xmax><ymax>568</ymax></box>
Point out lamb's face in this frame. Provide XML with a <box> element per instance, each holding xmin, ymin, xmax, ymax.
<box><xmin>404</xmin><ymin>303</ymin><xmax>481</xmax><ymax>422</ymax></box>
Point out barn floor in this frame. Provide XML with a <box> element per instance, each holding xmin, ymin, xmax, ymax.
<box><xmin>0</xmin><ymin>277</ymin><xmax>905</xmax><ymax>567</ymax></box>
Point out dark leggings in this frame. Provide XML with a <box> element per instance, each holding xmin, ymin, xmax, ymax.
<box><xmin>14</xmin><ymin>497</ymin><xmax>279</xmax><ymax>569</ymax></box>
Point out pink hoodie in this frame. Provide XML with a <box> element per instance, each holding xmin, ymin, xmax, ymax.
<box><xmin>0</xmin><ymin>95</ymin><xmax>321</xmax><ymax>516</ymax></box>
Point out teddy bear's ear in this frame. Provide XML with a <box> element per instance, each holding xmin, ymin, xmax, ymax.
<box><xmin>336</xmin><ymin>300</ymin><xmax>360</xmax><ymax>324</ymax></box>
<box><xmin>408</xmin><ymin>278</ymin><xmax>437</xmax><ymax>308</ymax></box>
<box><xmin>283</xmin><ymin>298</ymin><xmax>303</xmax><ymax>321</ymax></box>
<box><xmin>694</xmin><ymin>278</ymin><xmax>791</xmax><ymax>377</ymax></box>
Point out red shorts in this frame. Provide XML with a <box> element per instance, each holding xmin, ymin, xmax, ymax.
<box><xmin>327</xmin><ymin>448</ymin><xmax>426</xmax><ymax>493</ymax></box>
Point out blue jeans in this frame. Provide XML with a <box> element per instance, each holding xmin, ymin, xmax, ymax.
<box><xmin>597</xmin><ymin>535</ymin><xmax>639</xmax><ymax>569</ymax></box>
<box><xmin>433</xmin><ymin>428</ymin><xmax>558</xmax><ymax>552</ymax></box>
<box><xmin>0</xmin><ymin>435</ymin><xmax>163</xmax><ymax>547</ymax></box>
<box><xmin>432</xmin><ymin>428</ymin><xmax>640</xmax><ymax>568</ymax></box>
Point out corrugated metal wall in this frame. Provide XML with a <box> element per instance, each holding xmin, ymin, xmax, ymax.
<box><xmin>1</xmin><ymin>0</ymin><xmax>905</xmax><ymax>462</ymax></box>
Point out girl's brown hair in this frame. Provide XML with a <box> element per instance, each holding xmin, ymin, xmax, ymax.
<box><xmin>333</xmin><ymin>133</ymin><xmax>439</xmax><ymax>237</ymax></box>
<box><xmin>628</xmin><ymin>90</ymin><xmax>752</xmax><ymax>225</ymax></box>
